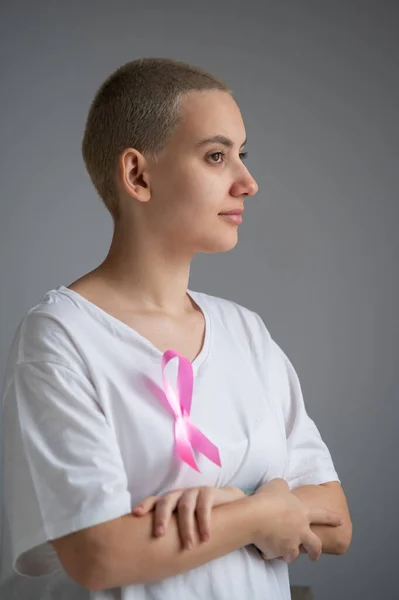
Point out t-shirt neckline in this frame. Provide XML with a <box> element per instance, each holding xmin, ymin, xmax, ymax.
<box><xmin>56</xmin><ymin>285</ymin><xmax>211</xmax><ymax>372</ymax></box>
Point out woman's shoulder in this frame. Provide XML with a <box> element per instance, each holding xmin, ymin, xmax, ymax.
<box><xmin>3</xmin><ymin>286</ymin><xmax>92</xmax><ymax>384</ymax></box>
<box><xmin>191</xmin><ymin>288</ymin><xmax>271</xmax><ymax>334</ymax></box>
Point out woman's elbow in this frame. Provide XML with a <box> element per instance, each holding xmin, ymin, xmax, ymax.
<box><xmin>336</xmin><ymin>519</ymin><xmax>353</xmax><ymax>555</ymax></box>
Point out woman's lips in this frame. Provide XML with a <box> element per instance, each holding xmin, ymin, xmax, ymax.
<box><xmin>218</xmin><ymin>213</ymin><xmax>243</xmax><ymax>224</ymax></box>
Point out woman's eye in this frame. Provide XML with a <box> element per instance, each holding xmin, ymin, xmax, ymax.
<box><xmin>209</xmin><ymin>152</ymin><xmax>224</xmax><ymax>163</ymax></box>
<box><xmin>208</xmin><ymin>151</ymin><xmax>248</xmax><ymax>163</ymax></box>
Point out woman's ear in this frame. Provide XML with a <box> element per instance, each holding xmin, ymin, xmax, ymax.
<box><xmin>119</xmin><ymin>148</ymin><xmax>151</xmax><ymax>203</ymax></box>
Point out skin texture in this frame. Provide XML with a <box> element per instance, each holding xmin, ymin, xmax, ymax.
<box><xmin>132</xmin><ymin>486</ymin><xmax>247</xmax><ymax>549</ymax></box>
<box><xmin>51</xmin><ymin>478</ymin><xmax>345</xmax><ymax>590</ymax></box>
<box><xmin>132</xmin><ymin>480</ymin><xmax>350</xmax><ymax>564</ymax></box>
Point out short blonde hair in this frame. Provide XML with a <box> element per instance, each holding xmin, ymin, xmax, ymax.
<box><xmin>82</xmin><ymin>57</ymin><xmax>232</xmax><ymax>221</ymax></box>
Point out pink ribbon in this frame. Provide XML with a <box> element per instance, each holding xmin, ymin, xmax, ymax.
<box><xmin>160</xmin><ymin>349</ymin><xmax>221</xmax><ymax>472</ymax></box>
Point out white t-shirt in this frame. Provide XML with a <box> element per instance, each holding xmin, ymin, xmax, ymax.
<box><xmin>1</xmin><ymin>285</ymin><xmax>340</xmax><ymax>600</ymax></box>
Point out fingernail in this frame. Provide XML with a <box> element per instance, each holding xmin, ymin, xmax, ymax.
<box><xmin>185</xmin><ymin>539</ymin><xmax>193</xmax><ymax>550</ymax></box>
<box><xmin>202</xmin><ymin>533</ymin><xmax>209</xmax><ymax>542</ymax></box>
<box><xmin>156</xmin><ymin>525</ymin><xmax>164</xmax><ymax>536</ymax></box>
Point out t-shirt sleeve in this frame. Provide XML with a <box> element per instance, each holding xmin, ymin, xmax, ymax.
<box><xmin>2</xmin><ymin>359</ymin><xmax>132</xmax><ymax>578</ymax></box>
<box><xmin>270</xmin><ymin>338</ymin><xmax>340</xmax><ymax>490</ymax></box>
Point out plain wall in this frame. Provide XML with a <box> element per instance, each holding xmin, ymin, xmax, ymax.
<box><xmin>1</xmin><ymin>1</ymin><xmax>398</xmax><ymax>599</ymax></box>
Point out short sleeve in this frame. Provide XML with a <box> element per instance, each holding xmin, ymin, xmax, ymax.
<box><xmin>271</xmin><ymin>339</ymin><xmax>340</xmax><ymax>490</ymax></box>
<box><xmin>2</xmin><ymin>360</ymin><xmax>132</xmax><ymax>578</ymax></box>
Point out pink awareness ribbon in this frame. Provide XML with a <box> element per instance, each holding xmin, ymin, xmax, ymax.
<box><xmin>160</xmin><ymin>349</ymin><xmax>221</xmax><ymax>472</ymax></box>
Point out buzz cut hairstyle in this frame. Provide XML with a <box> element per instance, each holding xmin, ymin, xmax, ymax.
<box><xmin>82</xmin><ymin>57</ymin><xmax>232</xmax><ymax>221</ymax></box>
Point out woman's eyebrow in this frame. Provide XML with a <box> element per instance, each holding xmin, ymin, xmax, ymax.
<box><xmin>195</xmin><ymin>135</ymin><xmax>247</xmax><ymax>149</ymax></box>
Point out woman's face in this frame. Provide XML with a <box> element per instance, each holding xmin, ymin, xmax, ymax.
<box><xmin>121</xmin><ymin>89</ymin><xmax>259</xmax><ymax>257</ymax></box>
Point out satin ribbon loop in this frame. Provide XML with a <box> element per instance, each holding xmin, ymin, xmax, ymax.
<box><xmin>161</xmin><ymin>349</ymin><xmax>221</xmax><ymax>472</ymax></box>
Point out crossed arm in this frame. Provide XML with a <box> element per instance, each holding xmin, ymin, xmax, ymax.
<box><xmin>50</xmin><ymin>479</ymin><xmax>351</xmax><ymax>590</ymax></box>
<box><xmin>291</xmin><ymin>481</ymin><xmax>352</xmax><ymax>554</ymax></box>
<box><xmin>134</xmin><ymin>479</ymin><xmax>352</xmax><ymax>556</ymax></box>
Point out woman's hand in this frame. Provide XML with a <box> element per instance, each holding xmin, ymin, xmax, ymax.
<box><xmin>255</xmin><ymin>482</ymin><xmax>308</xmax><ymax>563</ymax></box>
<box><xmin>132</xmin><ymin>486</ymin><xmax>245</xmax><ymax>550</ymax></box>
<box><xmin>251</xmin><ymin>479</ymin><xmax>343</xmax><ymax>564</ymax></box>
<box><xmin>259</xmin><ymin>543</ymin><xmax>308</xmax><ymax>563</ymax></box>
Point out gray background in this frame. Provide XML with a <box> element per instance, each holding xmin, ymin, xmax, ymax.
<box><xmin>1</xmin><ymin>1</ymin><xmax>398</xmax><ymax>599</ymax></box>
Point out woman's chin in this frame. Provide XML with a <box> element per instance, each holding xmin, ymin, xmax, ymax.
<box><xmin>198</xmin><ymin>233</ymin><xmax>239</xmax><ymax>254</ymax></box>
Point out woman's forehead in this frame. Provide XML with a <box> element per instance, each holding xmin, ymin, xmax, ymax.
<box><xmin>172</xmin><ymin>93</ymin><xmax>246</xmax><ymax>149</ymax></box>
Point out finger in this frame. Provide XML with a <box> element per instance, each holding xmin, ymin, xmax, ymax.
<box><xmin>216</xmin><ymin>486</ymin><xmax>245</xmax><ymax>505</ymax></box>
<box><xmin>302</xmin><ymin>530</ymin><xmax>322</xmax><ymax>562</ymax></box>
<box><xmin>177</xmin><ymin>489</ymin><xmax>199</xmax><ymax>550</ymax></box>
<box><xmin>153</xmin><ymin>491</ymin><xmax>182</xmax><ymax>537</ymax></box>
<box><xmin>282</xmin><ymin>549</ymin><xmax>300</xmax><ymax>563</ymax></box>
<box><xmin>132</xmin><ymin>496</ymin><xmax>158</xmax><ymax>516</ymax></box>
<box><xmin>195</xmin><ymin>488</ymin><xmax>213</xmax><ymax>541</ymax></box>
<box><xmin>308</xmin><ymin>507</ymin><xmax>344</xmax><ymax>527</ymax></box>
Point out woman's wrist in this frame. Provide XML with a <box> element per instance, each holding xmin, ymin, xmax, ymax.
<box><xmin>226</xmin><ymin>486</ymin><xmax>247</xmax><ymax>500</ymax></box>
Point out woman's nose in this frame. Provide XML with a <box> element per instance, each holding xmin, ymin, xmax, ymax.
<box><xmin>232</xmin><ymin>172</ymin><xmax>259</xmax><ymax>197</ymax></box>
<box><xmin>246</xmin><ymin>178</ymin><xmax>259</xmax><ymax>197</ymax></box>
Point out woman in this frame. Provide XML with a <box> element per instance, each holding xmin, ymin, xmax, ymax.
<box><xmin>1</xmin><ymin>57</ymin><xmax>352</xmax><ymax>599</ymax></box>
